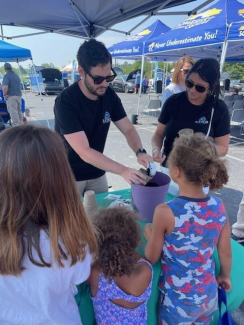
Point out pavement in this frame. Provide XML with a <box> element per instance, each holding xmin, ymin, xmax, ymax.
<box><xmin>21</xmin><ymin>90</ymin><xmax>244</xmax><ymax>324</ymax></box>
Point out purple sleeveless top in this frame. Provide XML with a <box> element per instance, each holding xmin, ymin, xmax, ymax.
<box><xmin>91</xmin><ymin>260</ymin><xmax>153</xmax><ymax>325</ymax></box>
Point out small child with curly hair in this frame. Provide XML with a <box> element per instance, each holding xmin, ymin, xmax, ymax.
<box><xmin>88</xmin><ymin>207</ymin><xmax>153</xmax><ymax>325</ymax></box>
<box><xmin>144</xmin><ymin>133</ymin><xmax>232</xmax><ymax>325</ymax></box>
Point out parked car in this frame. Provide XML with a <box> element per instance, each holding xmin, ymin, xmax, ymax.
<box><xmin>230</xmin><ymin>79</ymin><xmax>244</xmax><ymax>91</ymax></box>
<box><xmin>21</xmin><ymin>81</ymin><xmax>30</xmax><ymax>90</ymax></box>
<box><xmin>109</xmin><ymin>75</ymin><xmax>135</xmax><ymax>93</ymax></box>
<box><xmin>40</xmin><ymin>68</ymin><xmax>64</xmax><ymax>94</ymax></box>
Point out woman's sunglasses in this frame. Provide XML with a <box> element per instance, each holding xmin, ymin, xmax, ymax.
<box><xmin>84</xmin><ymin>68</ymin><xmax>117</xmax><ymax>85</ymax></box>
<box><xmin>185</xmin><ymin>79</ymin><xmax>208</xmax><ymax>93</ymax></box>
<box><xmin>180</xmin><ymin>68</ymin><xmax>190</xmax><ymax>75</ymax></box>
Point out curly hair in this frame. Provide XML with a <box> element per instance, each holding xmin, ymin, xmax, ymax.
<box><xmin>77</xmin><ymin>39</ymin><xmax>112</xmax><ymax>71</ymax></box>
<box><xmin>92</xmin><ymin>207</ymin><xmax>140</xmax><ymax>279</ymax></box>
<box><xmin>167</xmin><ymin>133</ymin><xmax>229</xmax><ymax>191</ymax></box>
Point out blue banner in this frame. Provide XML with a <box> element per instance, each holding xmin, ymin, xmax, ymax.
<box><xmin>145</xmin><ymin>0</ymin><xmax>244</xmax><ymax>56</ymax></box>
<box><xmin>108</xmin><ymin>20</ymin><xmax>170</xmax><ymax>57</ymax></box>
<box><xmin>29</xmin><ymin>73</ymin><xmax>44</xmax><ymax>92</ymax></box>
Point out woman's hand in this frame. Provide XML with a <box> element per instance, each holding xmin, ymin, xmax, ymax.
<box><xmin>152</xmin><ymin>147</ymin><xmax>166</xmax><ymax>164</ymax></box>
<box><xmin>137</xmin><ymin>153</ymin><xmax>154</xmax><ymax>168</ymax></box>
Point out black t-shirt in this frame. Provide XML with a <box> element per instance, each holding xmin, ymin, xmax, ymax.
<box><xmin>54</xmin><ymin>82</ymin><xmax>127</xmax><ymax>181</ymax></box>
<box><xmin>158</xmin><ymin>91</ymin><xmax>230</xmax><ymax>160</ymax></box>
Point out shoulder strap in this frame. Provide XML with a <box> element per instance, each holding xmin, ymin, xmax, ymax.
<box><xmin>205</xmin><ymin>107</ymin><xmax>214</xmax><ymax>139</ymax></box>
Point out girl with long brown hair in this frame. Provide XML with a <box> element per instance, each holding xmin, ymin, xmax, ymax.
<box><xmin>0</xmin><ymin>124</ymin><xmax>97</xmax><ymax>324</ymax></box>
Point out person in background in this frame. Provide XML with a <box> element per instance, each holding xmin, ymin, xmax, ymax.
<box><xmin>232</xmin><ymin>87</ymin><xmax>242</xmax><ymax>99</ymax></box>
<box><xmin>165</xmin><ymin>76</ymin><xmax>171</xmax><ymax>87</ymax></box>
<box><xmin>0</xmin><ymin>124</ymin><xmax>97</xmax><ymax>325</ymax></box>
<box><xmin>54</xmin><ymin>39</ymin><xmax>153</xmax><ymax>196</ymax></box>
<box><xmin>161</xmin><ymin>56</ymin><xmax>194</xmax><ymax>108</ymax></box>
<box><xmin>89</xmin><ymin>207</ymin><xmax>153</xmax><ymax>325</ymax></box>
<box><xmin>142</xmin><ymin>76</ymin><xmax>148</xmax><ymax>94</ymax></box>
<box><xmin>2</xmin><ymin>62</ymin><xmax>23</xmax><ymax>126</ymax></box>
<box><xmin>219</xmin><ymin>81</ymin><xmax>225</xmax><ymax>100</ymax></box>
<box><xmin>62</xmin><ymin>70</ymin><xmax>69</xmax><ymax>88</ymax></box>
<box><xmin>145</xmin><ymin>133</ymin><xmax>232</xmax><ymax>325</ymax></box>
<box><xmin>135</xmin><ymin>71</ymin><xmax>141</xmax><ymax>94</ymax></box>
<box><xmin>232</xmin><ymin>192</ymin><xmax>244</xmax><ymax>246</ymax></box>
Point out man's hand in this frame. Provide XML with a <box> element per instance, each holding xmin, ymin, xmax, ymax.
<box><xmin>120</xmin><ymin>167</ymin><xmax>146</xmax><ymax>185</ymax></box>
<box><xmin>152</xmin><ymin>148</ymin><xmax>166</xmax><ymax>164</ymax></box>
<box><xmin>3</xmin><ymin>94</ymin><xmax>8</xmax><ymax>100</ymax></box>
<box><xmin>137</xmin><ymin>153</ymin><xmax>154</xmax><ymax>168</ymax></box>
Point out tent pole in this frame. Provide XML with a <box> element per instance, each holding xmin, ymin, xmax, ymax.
<box><xmin>1</xmin><ymin>25</ymin><xmax>3</xmax><ymax>41</ymax></box>
<box><xmin>136</xmin><ymin>52</ymin><xmax>145</xmax><ymax>117</ymax></box>
<box><xmin>17</xmin><ymin>60</ymin><xmax>31</xmax><ymax>112</ymax></box>
<box><xmin>31</xmin><ymin>59</ymin><xmax>50</xmax><ymax>128</ymax></box>
<box><xmin>219</xmin><ymin>41</ymin><xmax>228</xmax><ymax>73</ymax></box>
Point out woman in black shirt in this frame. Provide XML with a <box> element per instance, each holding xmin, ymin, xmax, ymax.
<box><xmin>151</xmin><ymin>58</ymin><xmax>230</xmax><ymax>166</ymax></box>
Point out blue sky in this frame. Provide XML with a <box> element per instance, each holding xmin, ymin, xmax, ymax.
<box><xmin>1</xmin><ymin>0</ymin><xmax>214</xmax><ymax>68</ymax></box>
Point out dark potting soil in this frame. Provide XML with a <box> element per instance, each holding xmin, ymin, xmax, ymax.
<box><xmin>146</xmin><ymin>182</ymin><xmax>159</xmax><ymax>187</ymax></box>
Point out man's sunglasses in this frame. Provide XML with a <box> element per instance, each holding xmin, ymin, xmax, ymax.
<box><xmin>185</xmin><ymin>79</ymin><xmax>208</xmax><ymax>93</ymax></box>
<box><xmin>180</xmin><ymin>68</ymin><xmax>190</xmax><ymax>75</ymax></box>
<box><xmin>84</xmin><ymin>68</ymin><xmax>117</xmax><ymax>85</ymax></box>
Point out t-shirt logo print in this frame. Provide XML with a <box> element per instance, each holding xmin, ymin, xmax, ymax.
<box><xmin>195</xmin><ymin>116</ymin><xmax>208</xmax><ymax>124</ymax></box>
<box><xmin>103</xmin><ymin>111</ymin><xmax>111</xmax><ymax>124</ymax></box>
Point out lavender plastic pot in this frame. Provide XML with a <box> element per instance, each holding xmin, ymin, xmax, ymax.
<box><xmin>131</xmin><ymin>172</ymin><xmax>171</xmax><ymax>222</ymax></box>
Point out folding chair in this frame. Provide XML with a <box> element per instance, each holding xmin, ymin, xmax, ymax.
<box><xmin>142</xmin><ymin>99</ymin><xmax>161</xmax><ymax>123</ymax></box>
<box><xmin>230</xmin><ymin>109</ymin><xmax>244</xmax><ymax>135</ymax></box>
<box><xmin>225</xmin><ymin>94</ymin><xmax>234</xmax><ymax>101</ymax></box>
<box><xmin>233</xmin><ymin>94</ymin><xmax>243</xmax><ymax>100</ymax></box>
<box><xmin>233</xmin><ymin>99</ymin><xmax>244</xmax><ymax>110</ymax></box>
<box><xmin>0</xmin><ymin>102</ymin><xmax>11</xmax><ymax>125</ymax></box>
<box><xmin>225</xmin><ymin>100</ymin><xmax>234</xmax><ymax>115</ymax></box>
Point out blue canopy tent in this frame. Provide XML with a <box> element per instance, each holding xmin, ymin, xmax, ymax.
<box><xmin>0</xmin><ymin>40</ymin><xmax>50</xmax><ymax>127</ymax></box>
<box><xmin>143</xmin><ymin>0</ymin><xmax>244</xmax><ymax>69</ymax></box>
<box><xmin>108</xmin><ymin>20</ymin><xmax>171</xmax><ymax>114</ymax></box>
<box><xmin>0</xmin><ymin>40</ymin><xmax>32</xmax><ymax>62</ymax></box>
<box><xmin>108</xmin><ymin>20</ymin><xmax>170</xmax><ymax>59</ymax></box>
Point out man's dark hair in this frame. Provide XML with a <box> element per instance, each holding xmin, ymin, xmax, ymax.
<box><xmin>4</xmin><ymin>63</ymin><xmax>12</xmax><ymax>71</ymax></box>
<box><xmin>77</xmin><ymin>39</ymin><xmax>112</xmax><ymax>72</ymax></box>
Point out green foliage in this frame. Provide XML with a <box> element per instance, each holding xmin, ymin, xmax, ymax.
<box><xmin>115</xmin><ymin>60</ymin><xmax>174</xmax><ymax>78</ymax></box>
<box><xmin>223</xmin><ymin>63</ymin><xmax>244</xmax><ymax>80</ymax></box>
<box><xmin>41</xmin><ymin>62</ymin><xmax>60</xmax><ymax>69</ymax></box>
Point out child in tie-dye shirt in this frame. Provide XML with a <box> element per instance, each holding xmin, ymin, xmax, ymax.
<box><xmin>145</xmin><ymin>133</ymin><xmax>232</xmax><ymax>325</ymax></box>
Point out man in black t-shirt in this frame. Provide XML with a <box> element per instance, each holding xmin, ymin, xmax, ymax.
<box><xmin>54</xmin><ymin>39</ymin><xmax>153</xmax><ymax>195</ymax></box>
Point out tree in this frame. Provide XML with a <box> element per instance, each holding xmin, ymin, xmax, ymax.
<box><xmin>19</xmin><ymin>65</ymin><xmax>27</xmax><ymax>75</ymax></box>
<box><xmin>223</xmin><ymin>63</ymin><xmax>244</xmax><ymax>80</ymax></box>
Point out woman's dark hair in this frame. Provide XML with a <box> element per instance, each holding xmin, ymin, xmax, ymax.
<box><xmin>92</xmin><ymin>207</ymin><xmax>141</xmax><ymax>279</ymax></box>
<box><xmin>167</xmin><ymin>133</ymin><xmax>228</xmax><ymax>191</ymax></box>
<box><xmin>187</xmin><ymin>58</ymin><xmax>220</xmax><ymax>105</ymax></box>
<box><xmin>0</xmin><ymin>125</ymin><xmax>97</xmax><ymax>276</ymax></box>
<box><xmin>77</xmin><ymin>39</ymin><xmax>112</xmax><ymax>72</ymax></box>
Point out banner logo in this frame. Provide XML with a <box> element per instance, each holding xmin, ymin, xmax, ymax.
<box><xmin>238</xmin><ymin>9</ymin><xmax>244</xmax><ymax>18</ymax></box>
<box><xmin>239</xmin><ymin>25</ymin><xmax>244</xmax><ymax>36</ymax></box>
<box><xmin>174</xmin><ymin>8</ymin><xmax>222</xmax><ymax>30</ymax></box>
<box><xmin>138</xmin><ymin>29</ymin><xmax>151</xmax><ymax>36</ymax></box>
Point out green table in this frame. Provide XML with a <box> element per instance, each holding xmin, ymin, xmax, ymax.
<box><xmin>76</xmin><ymin>189</ymin><xmax>244</xmax><ymax>325</ymax></box>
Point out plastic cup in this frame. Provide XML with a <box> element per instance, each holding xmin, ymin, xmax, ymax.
<box><xmin>83</xmin><ymin>190</ymin><xmax>98</xmax><ymax>218</ymax></box>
